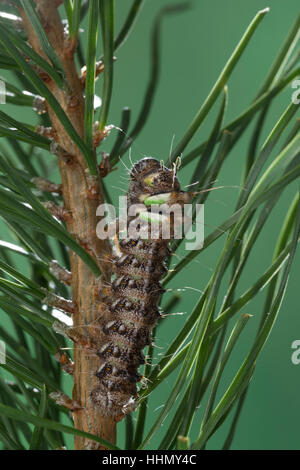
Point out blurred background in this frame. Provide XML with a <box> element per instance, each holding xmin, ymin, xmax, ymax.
<box><xmin>108</xmin><ymin>0</ymin><xmax>300</xmax><ymax>450</ymax></box>
<box><xmin>1</xmin><ymin>0</ymin><xmax>300</xmax><ymax>450</ymax></box>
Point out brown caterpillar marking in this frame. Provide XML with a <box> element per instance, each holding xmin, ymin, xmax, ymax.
<box><xmin>91</xmin><ymin>157</ymin><xmax>191</xmax><ymax>419</ymax></box>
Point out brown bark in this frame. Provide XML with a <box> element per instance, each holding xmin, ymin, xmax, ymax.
<box><xmin>19</xmin><ymin>1</ymin><xmax>116</xmax><ymax>450</ymax></box>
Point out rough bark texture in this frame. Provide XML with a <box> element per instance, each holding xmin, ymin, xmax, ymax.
<box><xmin>20</xmin><ymin>1</ymin><xmax>116</xmax><ymax>450</ymax></box>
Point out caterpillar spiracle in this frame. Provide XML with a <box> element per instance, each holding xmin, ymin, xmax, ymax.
<box><xmin>91</xmin><ymin>157</ymin><xmax>192</xmax><ymax>419</ymax></box>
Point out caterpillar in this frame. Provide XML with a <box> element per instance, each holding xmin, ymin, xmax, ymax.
<box><xmin>90</xmin><ymin>157</ymin><xmax>192</xmax><ymax>420</ymax></box>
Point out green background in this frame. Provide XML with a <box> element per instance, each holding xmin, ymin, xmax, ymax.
<box><xmin>1</xmin><ymin>0</ymin><xmax>300</xmax><ymax>450</ymax></box>
<box><xmin>108</xmin><ymin>0</ymin><xmax>300</xmax><ymax>450</ymax></box>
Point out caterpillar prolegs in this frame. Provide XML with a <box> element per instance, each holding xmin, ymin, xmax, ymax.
<box><xmin>91</xmin><ymin>158</ymin><xmax>192</xmax><ymax>419</ymax></box>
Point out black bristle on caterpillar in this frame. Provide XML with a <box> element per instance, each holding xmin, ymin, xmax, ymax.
<box><xmin>91</xmin><ymin>157</ymin><xmax>191</xmax><ymax>419</ymax></box>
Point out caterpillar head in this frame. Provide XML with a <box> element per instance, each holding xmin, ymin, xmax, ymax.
<box><xmin>130</xmin><ymin>157</ymin><xmax>180</xmax><ymax>193</ymax></box>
